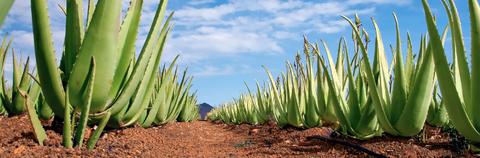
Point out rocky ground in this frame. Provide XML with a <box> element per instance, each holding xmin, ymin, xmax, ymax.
<box><xmin>0</xmin><ymin>115</ymin><xmax>476</xmax><ymax>157</ymax></box>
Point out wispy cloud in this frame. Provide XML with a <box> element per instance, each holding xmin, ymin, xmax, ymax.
<box><xmin>158</xmin><ymin>0</ymin><xmax>378</xmax><ymax>76</ymax></box>
<box><xmin>346</xmin><ymin>0</ymin><xmax>412</xmax><ymax>5</ymax></box>
<box><xmin>192</xmin><ymin>65</ymin><xmax>235</xmax><ymax>77</ymax></box>
<box><xmin>188</xmin><ymin>0</ymin><xmax>215</xmax><ymax>6</ymax></box>
<box><xmin>1</xmin><ymin>0</ymin><xmax>404</xmax><ymax>77</ymax></box>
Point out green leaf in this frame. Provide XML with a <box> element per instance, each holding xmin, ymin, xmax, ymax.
<box><xmin>0</xmin><ymin>0</ymin><xmax>14</xmax><ymax>28</ymax></box>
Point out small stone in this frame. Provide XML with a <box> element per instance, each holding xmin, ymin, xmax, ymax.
<box><xmin>14</xmin><ymin>145</ymin><xmax>25</xmax><ymax>155</ymax></box>
<box><xmin>66</xmin><ymin>148</ymin><xmax>74</xmax><ymax>154</ymax></box>
<box><xmin>27</xmin><ymin>141</ymin><xmax>37</xmax><ymax>147</ymax></box>
<box><xmin>106</xmin><ymin>131</ymin><xmax>116</xmax><ymax>137</ymax></box>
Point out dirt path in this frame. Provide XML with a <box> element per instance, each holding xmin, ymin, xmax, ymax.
<box><xmin>0</xmin><ymin>115</ymin><xmax>475</xmax><ymax>157</ymax></box>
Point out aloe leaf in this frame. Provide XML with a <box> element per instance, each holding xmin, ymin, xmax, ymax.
<box><xmin>64</xmin><ymin>0</ymin><xmax>84</xmax><ymax>81</ymax></box>
<box><xmin>312</xmin><ymin>46</ymin><xmax>328</xmax><ymax>119</ymax></box>
<box><xmin>17</xmin><ymin>88</ymin><xmax>47</xmax><ymax>146</ymax></box>
<box><xmin>86</xmin><ymin>110</ymin><xmax>111</xmax><ymax>150</ymax></box>
<box><xmin>467</xmin><ymin>0</ymin><xmax>480</xmax><ymax>131</ymax></box>
<box><xmin>58</xmin><ymin>4</ymin><xmax>66</xmax><ymax>15</ymax></box>
<box><xmin>0</xmin><ymin>0</ymin><xmax>14</xmax><ymax>28</ymax></box>
<box><xmin>405</xmin><ymin>32</ymin><xmax>414</xmax><ymax>92</ymax></box>
<box><xmin>318</xmin><ymin>41</ymin><xmax>338</xmax><ymax>122</ymax></box>
<box><xmin>12</xmin><ymin>51</ymin><xmax>20</xmax><ymax>100</ymax></box>
<box><xmin>37</xmin><ymin>94</ymin><xmax>54</xmax><ymax>121</ymax></box>
<box><xmin>344</xmin><ymin>43</ymin><xmax>361</xmax><ymax>128</ymax></box>
<box><xmin>447</xmin><ymin>0</ymin><xmax>472</xmax><ymax>115</ymax></box>
<box><xmin>11</xmin><ymin>57</ymin><xmax>30</xmax><ymax>114</ymax></box>
<box><xmin>85</xmin><ymin>0</ymin><xmax>94</xmax><ymax>29</ymax></box>
<box><xmin>63</xmin><ymin>87</ymin><xmax>72</xmax><ymax>148</ymax></box>
<box><xmin>74</xmin><ymin>56</ymin><xmax>96</xmax><ymax>147</ymax></box>
<box><xmin>422</xmin><ymin>0</ymin><xmax>480</xmax><ymax>142</ymax></box>
<box><xmin>285</xmin><ymin>61</ymin><xmax>302</xmax><ymax>127</ymax></box>
<box><xmin>318</xmin><ymin>50</ymin><xmax>350</xmax><ymax>129</ymax></box>
<box><xmin>390</xmin><ymin>13</ymin><xmax>407</xmax><ymax>127</ymax></box>
<box><xmin>394</xmin><ymin>31</ymin><xmax>435</xmax><ymax>136</ymax></box>
<box><xmin>304</xmin><ymin>49</ymin><xmax>321</xmax><ymax>128</ymax></box>
<box><xmin>109</xmin><ymin>0</ymin><xmax>143</xmax><ymax>101</ymax></box>
<box><xmin>31</xmin><ymin>0</ymin><xmax>66</xmax><ymax>118</ymax></box>
<box><xmin>440</xmin><ymin>1</ymin><xmax>463</xmax><ymax>111</ymax></box>
<box><xmin>68</xmin><ymin>0</ymin><xmax>121</xmax><ymax>113</ymax></box>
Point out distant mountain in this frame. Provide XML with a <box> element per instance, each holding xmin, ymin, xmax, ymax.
<box><xmin>198</xmin><ymin>103</ymin><xmax>214</xmax><ymax>120</ymax></box>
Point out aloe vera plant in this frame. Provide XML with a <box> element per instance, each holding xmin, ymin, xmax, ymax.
<box><xmin>341</xmin><ymin>12</ymin><xmax>442</xmax><ymax>137</ymax></box>
<box><xmin>27</xmin><ymin>0</ymin><xmax>184</xmax><ymax>149</ymax></box>
<box><xmin>0</xmin><ymin>35</ymin><xmax>45</xmax><ymax>116</ymax></box>
<box><xmin>150</xmin><ymin>63</ymin><xmax>199</xmax><ymax>126</ymax></box>
<box><xmin>422</xmin><ymin>0</ymin><xmax>480</xmax><ymax>150</ymax></box>
<box><xmin>317</xmin><ymin>34</ymin><xmax>382</xmax><ymax>139</ymax></box>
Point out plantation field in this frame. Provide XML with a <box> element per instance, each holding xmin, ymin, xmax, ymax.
<box><xmin>0</xmin><ymin>115</ymin><xmax>473</xmax><ymax>157</ymax></box>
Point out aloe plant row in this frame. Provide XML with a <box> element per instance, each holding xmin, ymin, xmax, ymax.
<box><xmin>208</xmin><ymin>2</ymin><xmax>461</xmax><ymax>140</ymax></box>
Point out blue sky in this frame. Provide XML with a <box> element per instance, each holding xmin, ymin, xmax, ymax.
<box><xmin>0</xmin><ymin>0</ymin><xmax>471</xmax><ymax>107</ymax></box>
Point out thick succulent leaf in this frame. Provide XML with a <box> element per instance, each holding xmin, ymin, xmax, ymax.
<box><xmin>85</xmin><ymin>0</ymin><xmax>94</xmax><ymax>29</ymax></box>
<box><xmin>18</xmin><ymin>88</ymin><xmax>47</xmax><ymax>146</ymax></box>
<box><xmin>468</xmin><ymin>0</ymin><xmax>480</xmax><ymax>131</ymax></box>
<box><xmin>109</xmin><ymin>0</ymin><xmax>143</xmax><ymax>101</ymax></box>
<box><xmin>73</xmin><ymin>57</ymin><xmax>95</xmax><ymax>147</ymax></box>
<box><xmin>446</xmin><ymin>0</ymin><xmax>472</xmax><ymax>115</ymax></box>
<box><xmin>86</xmin><ymin>109</ymin><xmax>110</xmax><ymax>150</ymax></box>
<box><xmin>63</xmin><ymin>87</ymin><xmax>72</xmax><ymax>148</ymax></box>
<box><xmin>31</xmin><ymin>0</ymin><xmax>67</xmax><ymax>118</ymax></box>
<box><xmin>422</xmin><ymin>0</ymin><xmax>480</xmax><ymax>142</ymax></box>
<box><xmin>68</xmin><ymin>0</ymin><xmax>121</xmax><ymax>113</ymax></box>
<box><xmin>64</xmin><ymin>0</ymin><xmax>84</xmax><ymax>81</ymax></box>
<box><xmin>394</xmin><ymin>31</ymin><xmax>434</xmax><ymax>136</ymax></box>
<box><xmin>405</xmin><ymin>32</ymin><xmax>414</xmax><ymax>92</ymax></box>
<box><xmin>390</xmin><ymin>13</ymin><xmax>407</xmax><ymax>127</ymax></box>
<box><xmin>0</xmin><ymin>0</ymin><xmax>14</xmax><ymax>28</ymax></box>
<box><xmin>11</xmin><ymin>56</ymin><xmax>29</xmax><ymax>114</ymax></box>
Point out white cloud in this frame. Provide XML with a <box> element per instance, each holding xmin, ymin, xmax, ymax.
<box><xmin>272</xmin><ymin>31</ymin><xmax>298</xmax><ymax>39</ymax></box>
<box><xmin>165</xmin><ymin>27</ymin><xmax>283</xmax><ymax>58</ymax></box>
<box><xmin>188</xmin><ymin>0</ymin><xmax>215</xmax><ymax>5</ymax></box>
<box><xmin>346</xmin><ymin>0</ymin><xmax>412</xmax><ymax>5</ymax></box>
<box><xmin>192</xmin><ymin>65</ymin><xmax>234</xmax><ymax>77</ymax></box>
<box><xmin>174</xmin><ymin>4</ymin><xmax>237</xmax><ymax>21</ymax></box>
<box><xmin>1</xmin><ymin>0</ymin><xmax>408</xmax><ymax>78</ymax></box>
